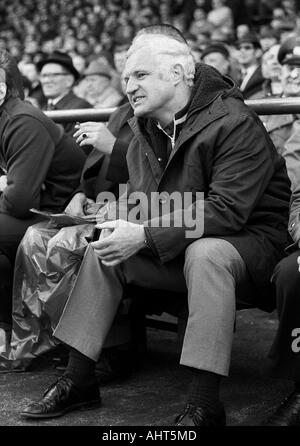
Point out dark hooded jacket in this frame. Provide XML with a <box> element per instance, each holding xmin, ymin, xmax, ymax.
<box><xmin>123</xmin><ymin>64</ymin><xmax>291</xmax><ymax>311</ymax></box>
<box><xmin>0</xmin><ymin>97</ymin><xmax>86</xmax><ymax>218</ymax></box>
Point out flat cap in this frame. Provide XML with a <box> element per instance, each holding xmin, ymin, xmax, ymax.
<box><xmin>278</xmin><ymin>35</ymin><xmax>300</xmax><ymax>66</ymax></box>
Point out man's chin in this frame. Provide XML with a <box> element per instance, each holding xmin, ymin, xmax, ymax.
<box><xmin>133</xmin><ymin>106</ymin><xmax>147</xmax><ymax>117</ymax></box>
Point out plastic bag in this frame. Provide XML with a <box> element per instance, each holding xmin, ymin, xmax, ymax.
<box><xmin>0</xmin><ymin>220</ymin><xmax>95</xmax><ymax>371</ymax></box>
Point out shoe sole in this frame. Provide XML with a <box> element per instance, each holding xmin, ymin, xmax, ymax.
<box><xmin>20</xmin><ymin>398</ymin><xmax>102</xmax><ymax>419</ymax></box>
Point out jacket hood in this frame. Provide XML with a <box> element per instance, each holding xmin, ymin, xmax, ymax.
<box><xmin>188</xmin><ymin>63</ymin><xmax>243</xmax><ymax>116</ymax></box>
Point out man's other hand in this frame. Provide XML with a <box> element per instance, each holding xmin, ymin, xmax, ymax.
<box><xmin>64</xmin><ymin>192</ymin><xmax>92</xmax><ymax>216</ymax></box>
<box><xmin>91</xmin><ymin>219</ymin><xmax>146</xmax><ymax>266</ymax></box>
<box><xmin>73</xmin><ymin>122</ymin><xmax>116</xmax><ymax>156</ymax></box>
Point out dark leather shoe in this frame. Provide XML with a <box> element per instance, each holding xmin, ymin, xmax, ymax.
<box><xmin>20</xmin><ymin>375</ymin><xmax>101</xmax><ymax>419</ymax></box>
<box><xmin>175</xmin><ymin>403</ymin><xmax>226</xmax><ymax>426</ymax></box>
<box><xmin>263</xmin><ymin>391</ymin><xmax>300</xmax><ymax>426</ymax></box>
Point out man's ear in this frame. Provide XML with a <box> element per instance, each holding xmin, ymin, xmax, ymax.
<box><xmin>0</xmin><ymin>82</ymin><xmax>7</xmax><ymax>102</ymax></box>
<box><xmin>65</xmin><ymin>74</ymin><xmax>75</xmax><ymax>89</ymax></box>
<box><xmin>172</xmin><ymin>64</ymin><xmax>184</xmax><ymax>85</ymax></box>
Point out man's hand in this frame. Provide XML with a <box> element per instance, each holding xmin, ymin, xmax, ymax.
<box><xmin>0</xmin><ymin>175</ymin><xmax>7</xmax><ymax>192</ymax></box>
<box><xmin>90</xmin><ymin>219</ymin><xmax>146</xmax><ymax>267</ymax></box>
<box><xmin>297</xmin><ymin>255</ymin><xmax>300</xmax><ymax>272</ymax></box>
<box><xmin>64</xmin><ymin>192</ymin><xmax>93</xmax><ymax>216</ymax></box>
<box><xmin>73</xmin><ymin>122</ymin><xmax>116</xmax><ymax>156</ymax></box>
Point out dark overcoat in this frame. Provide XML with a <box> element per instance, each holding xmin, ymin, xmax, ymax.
<box><xmin>80</xmin><ymin>102</ymin><xmax>133</xmax><ymax>199</ymax></box>
<box><xmin>240</xmin><ymin>65</ymin><xmax>265</xmax><ymax>100</ymax></box>
<box><xmin>124</xmin><ymin>64</ymin><xmax>291</xmax><ymax>311</ymax></box>
<box><xmin>44</xmin><ymin>91</ymin><xmax>92</xmax><ymax>136</ymax></box>
<box><xmin>0</xmin><ymin>97</ymin><xmax>86</xmax><ymax>218</ymax></box>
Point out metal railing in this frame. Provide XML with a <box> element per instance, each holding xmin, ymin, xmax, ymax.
<box><xmin>44</xmin><ymin>98</ymin><xmax>300</xmax><ymax>123</ymax></box>
<box><xmin>45</xmin><ymin>107</ymin><xmax>116</xmax><ymax>122</ymax></box>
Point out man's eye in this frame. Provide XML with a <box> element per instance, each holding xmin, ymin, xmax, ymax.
<box><xmin>137</xmin><ymin>73</ymin><xmax>146</xmax><ymax>79</ymax></box>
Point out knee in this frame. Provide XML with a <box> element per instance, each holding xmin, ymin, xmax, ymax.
<box><xmin>184</xmin><ymin>238</ymin><xmax>245</xmax><ymax>284</ymax></box>
<box><xmin>185</xmin><ymin>238</ymin><xmax>237</xmax><ymax>267</ymax></box>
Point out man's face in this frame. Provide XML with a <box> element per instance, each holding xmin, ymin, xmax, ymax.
<box><xmin>261</xmin><ymin>45</ymin><xmax>281</xmax><ymax>80</ymax></box>
<box><xmin>84</xmin><ymin>74</ymin><xmax>110</xmax><ymax>96</ymax></box>
<box><xmin>40</xmin><ymin>63</ymin><xmax>73</xmax><ymax>99</ymax></box>
<box><xmin>202</xmin><ymin>52</ymin><xmax>229</xmax><ymax>75</ymax></box>
<box><xmin>113</xmin><ymin>49</ymin><xmax>128</xmax><ymax>74</ymax></box>
<box><xmin>260</xmin><ymin>37</ymin><xmax>277</xmax><ymax>53</ymax></box>
<box><xmin>237</xmin><ymin>43</ymin><xmax>259</xmax><ymax>67</ymax></box>
<box><xmin>281</xmin><ymin>63</ymin><xmax>300</xmax><ymax>97</ymax></box>
<box><xmin>123</xmin><ymin>47</ymin><xmax>176</xmax><ymax>123</ymax></box>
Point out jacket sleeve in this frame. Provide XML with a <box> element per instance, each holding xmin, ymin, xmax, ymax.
<box><xmin>105</xmin><ymin>103</ymin><xmax>132</xmax><ymax>184</ymax></box>
<box><xmin>145</xmin><ymin>114</ymin><xmax>280</xmax><ymax>263</ymax></box>
<box><xmin>0</xmin><ymin>114</ymin><xmax>55</xmax><ymax>218</ymax></box>
<box><xmin>105</xmin><ymin>139</ymin><xmax>129</xmax><ymax>184</ymax></box>
<box><xmin>283</xmin><ymin>120</ymin><xmax>300</xmax><ymax>244</ymax></box>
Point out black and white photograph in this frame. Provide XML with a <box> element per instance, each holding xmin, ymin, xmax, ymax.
<box><xmin>0</xmin><ymin>0</ymin><xmax>300</xmax><ymax>435</ymax></box>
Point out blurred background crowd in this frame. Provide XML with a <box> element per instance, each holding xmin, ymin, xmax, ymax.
<box><xmin>2</xmin><ymin>0</ymin><xmax>300</xmax><ymax>394</ymax></box>
<box><xmin>1</xmin><ymin>0</ymin><xmax>300</xmax><ymax>110</ymax></box>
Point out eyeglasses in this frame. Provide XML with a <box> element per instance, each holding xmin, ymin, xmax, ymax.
<box><xmin>238</xmin><ymin>45</ymin><xmax>254</xmax><ymax>51</ymax></box>
<box><xmin>40</xmin><ymin>72</ymin><xmax>70</xmax><ymax>80</ymax></box>
<box><xmin>285</xmin><ymin>64</ymin><xmax>300</xmax><ymax>70</ymax></box>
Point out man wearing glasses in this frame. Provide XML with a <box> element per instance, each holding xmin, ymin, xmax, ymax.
<box><xmin>37</xmin><ymin>51</ymin><xmax>92</xmax><ymax>137</ymax></box>
<box><xmin>237</xmin><ymin>33</ymin><xmax>266</xmax><ymax>100</ymax></box>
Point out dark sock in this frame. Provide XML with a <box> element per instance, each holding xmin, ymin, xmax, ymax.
<box><xmin>186</xmin><ymin>368</ymin><xmax>222</xmax><ymax>413</ymax></box>
<box><xmin>65</xmin><ymin>347</ymin><xmax>97</xmax><ymax>388</ymax></box>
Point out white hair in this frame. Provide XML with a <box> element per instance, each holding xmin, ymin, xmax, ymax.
<box><xmin>127</xmin><ymin>34</ymin><xmax>195</xmax><ymax>87</ymax></box>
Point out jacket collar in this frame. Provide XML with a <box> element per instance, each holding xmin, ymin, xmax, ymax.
<box><xmin>127</xmin><ymin>64</ymin><xmax>242</xmax><ymax>180</ymax></box>
<box><xmin>187</xmin><ymin>63</ymin><xmax>242</xmax><ymax>117</ymax></box>
<box><xmin>128</xmin><ymin>94</ymin><xmax>229</xmax><ymax>185</ymax></box>
<box><xmin>128</xmin><ymin>88</ymin><xmax>230</xmax><ymax>153</ymax></box>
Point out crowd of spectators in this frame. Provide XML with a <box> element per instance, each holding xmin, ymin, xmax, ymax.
<box><xmin>0</xmin><ymin>0</ymin><xmax>300</xmax><ymax>107</ymax></box>
<box><xmin>2</xmin><ymin>2</ymin><xmax>300</xmax><ymax>426</ymax></box>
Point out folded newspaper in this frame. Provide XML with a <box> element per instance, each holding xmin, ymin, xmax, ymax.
<box><xmin>30</xmin><ymin>208</ymin><xmax>99</xmax><ymax>227</ymax></box>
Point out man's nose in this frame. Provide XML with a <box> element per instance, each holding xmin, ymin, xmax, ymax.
<box><xmin>125</xmin><ymin>77</ymin><xmax>138</xmax><ymax>94</ymax></box>
<box><xmin>41</xmin><ymin>78</ymin><xmax>53</xmax><ymax>84</ymax></box>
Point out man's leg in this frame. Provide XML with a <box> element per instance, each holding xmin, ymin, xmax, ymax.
<box><xmin>0</xmin><ymin>213</ymin><xmax>44</xmax><ymax>325</ymax></box>
<box><xmin>53</xmin><ymin>244</ymin><xmax>187</xmax><ymax>360</ymax></box>
<box><xmin>176</xmin><ymin>237</ymin><xmax>249</xmax><ymax>426</ymax></box>
<box><xmin>20</xmin><ymin>243</ymin><xmax>187</xmax><ymax>419</ymax></box>
<box><xmin>21</xmin><ymin>237</ymin><xmax>251</xmax><ymax>423</ymax></box>
<box><xmin>264</xmin><ymin>251</ymin><xmax>300</xmax><ymax>426</ymax></box>
<box><xmin>43</xmin><ymin>224</ymin><xmax>137</xmax><ymax>381</ymax></box>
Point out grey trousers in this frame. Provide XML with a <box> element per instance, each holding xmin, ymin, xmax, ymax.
<box><xmin>54</xmin><ymin>237</ymin><xmax>250</xmax><ymax>376</ymax></box>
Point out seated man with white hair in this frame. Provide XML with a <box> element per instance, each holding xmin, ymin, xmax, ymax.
<box><xmin>21</xmin><ymin>25</ymin><xmax>290</xmax><ymax>426</ymax></box>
